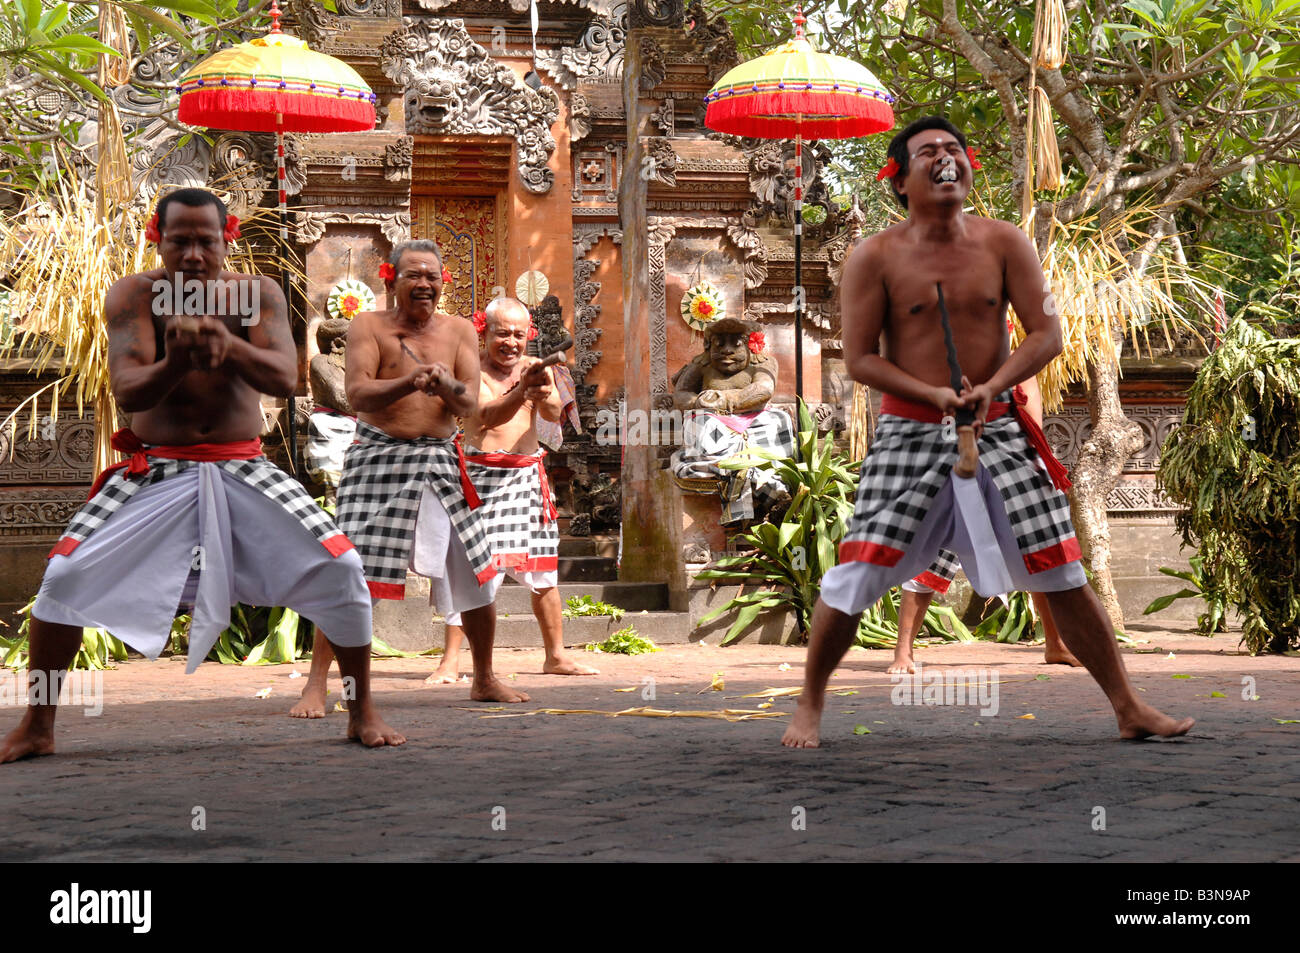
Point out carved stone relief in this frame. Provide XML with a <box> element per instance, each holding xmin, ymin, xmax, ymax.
<box><xmin>296</xmin><ymin>210</ymin><xmax>411</xmax><ymax>245</ymax></box>
<box><xmin>638</xmin><ymin>37</ymin><xmax>666</xmax><ymax>91</ymax></box>
<box><xmin>646</xmin><ymin>217</ymin><xmax>677</xmax><ymax>409</ymax></box>
<box><xmin>383</xmin><ymin>137</ymin><xmax>414</xmax><ymax>181</ymax></box>
<box><xmin>628</xmin><ymin>0</ymin><xmax>685</xmax><ymax>28</ymax></box>
<box><xmin>645</xmin><ymin>137</ymin><xmax>677</xmax><ymax>186</ymax></box>
<box><xmin>380</xmin><ymin>18</ymin><xmax>561</xmax><ymax>193</ymax></box>
<box><xmin>573</xmin><ymin>225</ymin><xmax>623</xmax><ymax>383</ymax></box>
<box><xmin>535</xmin><ymin>8</ymin><xmax>626</xmax><ymax>89</ymax></box>
<box><xmin>570</xmin><ymin>92</ymin><xmax>593</xmax><ymax>143</ymax></box>
<box><xmin>650</xmin><ymin>97</ymin><xmax>675</xmax><ymax>137</ymax></box>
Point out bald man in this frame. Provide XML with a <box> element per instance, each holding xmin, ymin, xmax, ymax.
<box><xmin>428</xmin><ymin>298</ymin><xmax>598</xmax><ymax>682</ymax></box>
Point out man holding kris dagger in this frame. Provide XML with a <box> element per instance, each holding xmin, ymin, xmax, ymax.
<box><xmin>781</xmin><ymin>117</ymin><xmax>1194</xmax><ymax>748</ymax></box>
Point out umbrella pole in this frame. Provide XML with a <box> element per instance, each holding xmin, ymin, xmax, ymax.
<box><xmin>793</xmin><ymin>124</ymin><xmax>804</xmax><ymax>402</ymax></box>
<box><xmin>276</xmin><ymin>121</ymin><xmax>298</xmax><ymax>476</ymax></box>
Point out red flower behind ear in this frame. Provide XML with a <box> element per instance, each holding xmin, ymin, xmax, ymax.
<box><xmin>966</xmin><ymin>147</ymin><xmax>982</xmax><ymax>171</ymax></box>
<box><xmin>224</xmin><ymin>214</ymin><xmax>241</xmax><ymax>241</ymax></box>
<box><xmin>144</xmin><ymin>213</ymin><xmax>161</xmax><ymax>244</ymax></box>
<box><xmin>876</xmin><ymin>157</ymin><xmax>900</xmax><ymax>181</ymax></box>
<box><xmin>747</xmin><ymin>331</ymin><xmax>765</xmax><ymax>354</ymax></box>
<box><xmin>441</xmin><ymin>267</ymin><xmax>451</xmax><ymax>284</ymax></box>
<box><xmin>379</xmin><ymin>262</ymin><xmax>395</xmax><ymax>282</ymax></box>
<box><xmin>528</xmin><ymin>320</ymin><xmax>538</xmax><ymax>341</ymax></box>
<box><xmin>472</xmin><ymin>310</ymin><xmax>487</xmax><ymax>335</ymax></box>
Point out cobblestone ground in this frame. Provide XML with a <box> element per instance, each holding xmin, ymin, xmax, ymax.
<box><xmin>2</xmin><ymin>623</ymin><xmax>1298</xmax><ymax>862</ymax></box>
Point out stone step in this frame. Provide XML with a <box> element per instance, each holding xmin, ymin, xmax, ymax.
<box><xmin>557</xmin><ymin>535</ymin><xmax>619</xmax><ymax>558</ymax></box>
<box><xmin>558</xmin><ymin>555</ymin><xmax>618</xmax><ymax>582</ymax></box>
<box><xmin>495</xmin><ymin>580</ymin><xmax>668</xmax><ymax>613</ymax></box>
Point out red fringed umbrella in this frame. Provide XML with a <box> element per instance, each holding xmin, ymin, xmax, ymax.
<box><xmin>177</xmin><ymin>0</ymin><xmax>376</xmax><ymax>244</ymax></box>
<box><xmin>704</xmin><ymin>5</ymin><xmax>895</xmax><ymax>398</ymax></box>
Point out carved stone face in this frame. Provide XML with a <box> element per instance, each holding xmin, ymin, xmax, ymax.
<box><xmin>706</xmin><ymin>332</ymin><xmax>749</xmax><ymax>376</ymax></box>
<box><xmin>412</xmin><ymin>71</ymin><xmax>459</xmax><ymax>126</ymax></box>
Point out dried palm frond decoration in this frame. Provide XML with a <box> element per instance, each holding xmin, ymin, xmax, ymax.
<box><xmin>1034</xmin><ymin>0</ymin><xmax>1067</xmax><ymax>70</ymax></box>
<box><xmin>1032</xmin><ymin>86</ymin><xmax>1062</xmax><ymax>191</ymax></box>
<box><xmin>1005</xmin><ymin>204</ymin><xmax>1218</xmax><ymax>414</ymax></box>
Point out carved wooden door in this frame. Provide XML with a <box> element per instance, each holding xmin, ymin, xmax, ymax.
<box><xmin>411</xmin><ymin>195</ymin><xmax>503</xmax><ymax>318</ymax></box>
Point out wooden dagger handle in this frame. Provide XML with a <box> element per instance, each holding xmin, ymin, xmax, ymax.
<box><xmin>955</xmin><ymin>425</ymin><xmax>979</xmax><ymax>478</ymax></box>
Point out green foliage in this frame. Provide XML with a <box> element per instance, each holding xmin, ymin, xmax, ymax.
<box><xmin>1</xmin><ymin>598</ymin><xmax>130</xmax><ymax>670</ymax></box>
<box><xmin>1159</xmin><ymin>318</ymin><xmax>1300</xmax><ymax>652</ymax></box>
<box><xmin>695</xmin><ymin>400</ymin><xmax>857</xmax><ymax>643</ymax></box>
<box><xmin>562</xmin><ymin>595</ymin><xmax>625</xmax><ymax>622</ymax></box>
<box><xmin>1142</xmin><ymin>555</ymin><xmax>1231</xmax><ymax>634</ymax></box>
<box><xmin>856</xmin><ymin>585</ymin><xmax>974</xmax><ymax>649</ymax></box>
<box><xmin>972</xmin><ymin>591</ymin><xmax>1042</xmax><ymax>645</ymax></box>
<box><xmin>585</xmin><ymin>625</ymin><xmax>658</xmax><ymax>655</ymax></box>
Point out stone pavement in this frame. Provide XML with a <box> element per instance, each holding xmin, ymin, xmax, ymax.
<box><xmin>2</xmin><ymin>622</ymin><xmax>1298</xmax><ymax>862</ymax></box>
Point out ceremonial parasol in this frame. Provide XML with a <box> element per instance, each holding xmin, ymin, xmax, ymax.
<box><xmin>703</xmin><ymin>5</ymin><xmax>894</xmax><ymax>398</ymax></box>
<box><xmin>176</xmin><ymin>0</ymin><xmax>377</xmax><ymax>471</ymax></box>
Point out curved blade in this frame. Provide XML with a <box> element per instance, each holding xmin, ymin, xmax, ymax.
<box><xmin>936</xmin><ymin>282</ymin><xmax>974</xmax><ymax>426</ymax></box>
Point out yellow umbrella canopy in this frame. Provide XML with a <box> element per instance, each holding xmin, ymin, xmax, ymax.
<box><xmin>703</xmin><ymin>33</ymin><xmax>894</xmax><ymax>139</ymax></box>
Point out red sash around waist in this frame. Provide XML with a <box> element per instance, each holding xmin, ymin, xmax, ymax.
<box><xmin>465</xmin><ymin>448</ymin><xmax>556</xmax><ymax>523</ymax></box>
<box><xmin>879</xmin><ymin>386</ymin><xmax>1072</xmax><ymax>492</ymax></box>
<box><xmin>86</xmin><ymin>428</ymin><xmax>263</xmax><ymax>500</ymax></box>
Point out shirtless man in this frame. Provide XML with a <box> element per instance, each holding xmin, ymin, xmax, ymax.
<box><xmin>428</xmin><ymin>297</ymin><xmax>598</xmax><ymax>682</ymax></box>
<box><xmin>890</xmin><ymin>374</ymin><xmax>1081</xmax><ymax>674</ymax></box>
<box><xmin>291</xmin><ymin>239</ymin><xmax>528</xmax><ymax>715</ymax></box>
<box><xmin>781</xmin><ymin>117</ymin><xmax>1193</xmax><ymax>747</ymax></box>
<box><xmin>2</xmin><ymin>187</ymin><xmax>402</xmax><ymax>762</ymax></box>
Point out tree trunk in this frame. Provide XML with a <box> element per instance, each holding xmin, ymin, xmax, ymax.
<box><xmin>1070</xmin><ymin>332</ymin><xmax>1143</xmax><ymax>630</ymax></box>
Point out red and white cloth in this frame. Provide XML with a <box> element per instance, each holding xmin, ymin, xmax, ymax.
<box><xmin>35</xmin><ymin>431</ymin><xmax>369</xmax><ymax>672</ymax></box>
<box><xmin>822</xmin><ymin>388</ymin><xmax>1085</xmax><ymax>614</ymax></box>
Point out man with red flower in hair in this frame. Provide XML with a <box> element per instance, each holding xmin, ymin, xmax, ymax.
<box><xmin>670</xmin><ymin>316</ymin><xmax>794</xmax><ymax>524</ymax></box>
<box><xmin>781</xmin><ymin>116</ymin><xmax>1193</xmax><ymax>747</ymax></box>
<box><xmin>429</xmin><ymin>296</ymin><xmax>598</xmax><ymax>682</ymax></box>
<box><xmin>2</xmin><ymin>187</ymin><xmax>403</xmax><ymax>762</ymax></box>
<box><xmin>292</xmin><ymin>239</ymin><xmax>529</xmax><ymax>714</ymax></box>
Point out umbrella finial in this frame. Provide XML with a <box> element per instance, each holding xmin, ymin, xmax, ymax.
<box><xmin>269</xmin><ymin>0</ymin><xmax>283</xmax><ymax>34</ymax></box>
<box><xmin>792</xmin><ymin>4</ymin><xmax>806</xmax><ymax>38</ymax></box>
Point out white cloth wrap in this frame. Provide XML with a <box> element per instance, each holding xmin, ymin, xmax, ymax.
<box><xmin>33</xmin><ymin>463</ymin><xmax>371</xmax><ymax>673</ymax></box>
<box><xmin>821</xmin><ymin>465</ymin><xmax>1085</xmax><ymax>616</ymax></box>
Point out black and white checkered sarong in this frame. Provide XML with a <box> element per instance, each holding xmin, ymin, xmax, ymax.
<box><xmin>335</xmin><ymin>421</ymin><xmax>494</xmax><ymax>599</ymax></box>
<box><xmin>54</xmin><ymin>456</ymin><xmax>349</xmax><ymax>556</ymax></box>
<box><xmin>841</xmin><ymin>400</ymin><xmax>1079</xmax><ymax>575</ymax></box>
<box><xmin>464</xmin><ymin>447</ymin><xmax>559</xmax><ymax>573</ymax></box>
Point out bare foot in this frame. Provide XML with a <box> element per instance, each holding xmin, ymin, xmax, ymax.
<box><xmin>1043</xmin><ymin>646</ymin><xmax>1083</xmax><ymax>667</ymax></box>
<box><xmin>424</xmin><ymin>670</ymin><xmax>461</xmax><ymax>685</ymax></box>
<box><xmin>1118</xmin><ymin>703</ymin><xmax>1195</xmax><ymax>740</ymax></box>
<box><xmin>471</xmin><ymin>678</ymin><xmax>532</xmax><ymax>703</ymax></box>
<box><xmin>346</xmin><ymin>710</ymin><xmax>406</xmax><ymax>748</ymax></box>
<box><xmin>289</xmin><ymin>684</ymin><xmax>328</xmax><ymax>719</ymax></box>
<box><xmin>0</xmin><ymin>721</ymin><xmax>55</xmax><ymax>763</ymax></box>
<box><xmin>887</xmin><ymin>654</ymin><xmax>915</xmax><ymax>675</ymax></box>
<box><xmin>781</xmin><ymin>703</ymin><xmax>822</xmax><ymax>748</ymax></box>
<box><xmin>543</xmin><ymin>655</ymin><xmax>600</xmax><ymax>676</ymax></box>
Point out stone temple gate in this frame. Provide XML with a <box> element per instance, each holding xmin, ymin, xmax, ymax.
<box><xmin>0</xmin><ymin>0</ymin><xmax>1199</xmax><ymax>626</ymax></box>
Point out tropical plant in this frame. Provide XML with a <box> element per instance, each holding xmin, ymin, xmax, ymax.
<box><xmin>585</xmin><ymin>625</ymin><xmax>658</xmax><ymax>655</ymax></box>
<box><xmin>857</xmin><ymin>585</ymin><xmax>973</xmax><ymax>649</ymax></box>
<box><xmin>1142</xmin><ymin>555</ymin><xmax>1231</xmax><ymax>635</ymax></box>
<box><xmin>695</xmin><ymin>401</ymin><xmax>858</xmax><ymax>643</ymax></box>
<box><xmin>971</xmin><ymin>590</ymin><xmax>1042</xmax><ymax>645</ymax></box>
<box><xmin>2</xmin><ymin>597</ymin><xmax>130</xmax><ymax>670</ymax></box>
<box><xmin>1158</xmin><ymin>318</ymin><xmax>1300</xmax><ymax>653</ymax></box>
